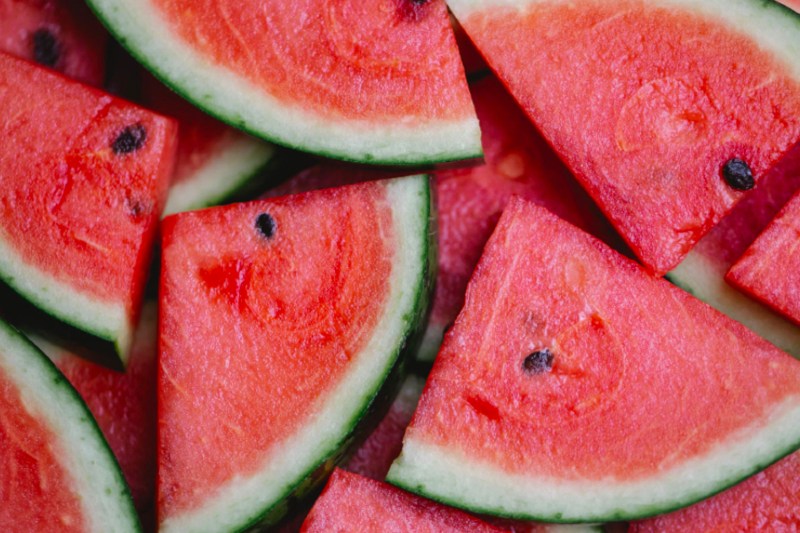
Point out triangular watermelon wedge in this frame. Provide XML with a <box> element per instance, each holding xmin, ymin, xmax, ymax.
<box><xmin>387</xmin><ymin>197</ymin><xmax>800</xmax><ymax>522</ymax></box>
<box><xmin>446</xmin><ymin>0</ymin><xmax>800</xmax><ymax>275</ymax></box>
<box><xmin>85</xmin><ymin>0</ymin><xmax>481</xmax><ymax>165</ymax></box>
<box><xmin>158</xmin><ymin>176</ymin><xmax>433</xmax><ymax>532</ymax></box>
<box><xmin>0</xmin><ymin>52</ymin><xmax>177</xmax><ymax>367</ymax></box>
<box><xmin>0</xmin><ymin>318</ymin><xmax>139</xmax><ymax>532</ymax></box>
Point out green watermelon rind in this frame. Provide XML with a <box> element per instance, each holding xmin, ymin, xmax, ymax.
<box><xmin>162</xmin><ymin>136</ymin><xmax>277</xmax><ymax>216</ymax></box>
<box><xmin>0</xmin><ymin>319</ymin><xmax>140</xmax><ymax>532</ymax></box>
<box><xmin>83</xmin><ymin>1</ymin><xmax>483</xmax><ymax>166</ymax></box>
<box><xmin>387</xmin><ymin>396</ymin><xmax>800</xmax><ymax>522</ymax></box>
<box><xmin>0</xmin><ymin>238</ymin><xmax>132</xmax><ymax>366</ymax></box>
<box><xmin>667</xmin><ymin>250</ymin><xmax>800</xmax><ymax>359</ymax></box>
<box><xmin>159</xmin><ymin>175</ymin><xmax>435</xmax><ymax>533</ymax></box>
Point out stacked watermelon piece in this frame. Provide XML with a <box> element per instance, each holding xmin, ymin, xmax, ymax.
<box><xmin>3</xmin><ymin>0</ymin><xmax>800</xmax><ymax>531</ymax></box>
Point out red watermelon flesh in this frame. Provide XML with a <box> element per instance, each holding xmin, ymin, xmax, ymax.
<box><xmin>727</xmin><ymin>190</ymin><xmax>800</xmax><ymax>326</ymax></box>
<box><xmin>0</xmin><ymin>52</ymin><xmax>177</xmax><ymax>363</ymax></box>
<box><xmin>446</xmin><ymin>0</ymin><xmax>800</xmax><ymax>275</ymax></box>
<box><xmin>0</xmin><ymin>365</ymin><xmax>85</xmax><ymax>532</ymax></box>
<box><xmin>780</xmin><ymin>0</ymin><xmax>800</xmax><ymax>14</ymax></box>
<box><xmin>37</xmin><ymin>303</ymin><xmax>158</xmax><ymax>517</ymax></box>
<box><xmin>423</xmin><ymin>74</ymin><xmax>617</xmax><ymax>361</ymax></box>
<box><xmin>343</xmin><ymin>375</ymin><xmax>425</xmax><ymax>481</ymax></box>
<box><xmin>0</xmin><ymin>0</ymin><xmax>106</xmax><ymax>86</ymax></box>
<box><xmin>388</xmin><ymin>197</ymin><xmax>800</xmax><ymax>521</ymax></box>
<box><xmin>301</xmin><ymin>469</ymin><xmax>504</xmax><ymax>533</ymax></box>
<box><xmin>631</xmin><ymin>450</ymin><xmax>800</xmax><ymax>532</ymax></box>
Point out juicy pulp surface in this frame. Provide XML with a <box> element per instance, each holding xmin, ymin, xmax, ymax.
<box><xmin>159</xmin><ymin>184</ymin><xmax>395</xmax><ymax>518</ymax></box>
<box><xmin>450</xmin><ymin>0</ymin><xmax>800</xmax><ymax>274</ymax></box>
<box><xmin>0</xmin><ymin>0</ymin><xmax>106</xmax><ymax>86</ymax></box>
<box><xmin>0</xmin><ymin>365</ymin><xmax>84</xmax><ymax>532</ymax></box>
<box><xmin>631</xmin><ymin>450</ymin><xmax>800</xmax><ymax>531</ymax></box>
<box><xmin>151</xmin><ymin>0</ymin><xmax>472</xmax><ymax>125</ymax></box>
<box><xmin>301</xmin><ymin>469</ymin><xmax>503</xmax><ymax>532</ymax></box>
<box><xmin>426</xmin><ymin>75</ymin><xmax>613</xmax><ymax>360</ymax></box>
<box><xmin>46</xmin><ymin>304</ymin><xmax>157</xmax><ymax>515</ymax></box>
<box><xmin>395</xmin><ymin>198</ymin><xmax>800</xmax><ymax>507</ymax></box>
<box><xmin>727</xmin><ymin>191</ymin><xmax>800</xmax><ymax>325</ymax></box>
<box><xmin>0</xmin><ymin>52</ymin><xmax>176</xmax><ymax>322</ymax></box>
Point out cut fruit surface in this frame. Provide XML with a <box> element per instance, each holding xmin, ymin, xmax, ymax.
<box><xmin>301</xmin><ymin>469</ymin><xmax>503</xmax><ymax>532</ymax></box>
<box><xmin>32</xmin><ymin>303</ymin><xmax>158</xmax><ymax>518</ymax></box>
<box><xmin>388</xmin><ymin>198</ymin><xmax>800</xmax><ymax>522</ymax></box>
<box><xmin>668</xmin><ymin>146</ymin><xmax>800</xmax><ymax>358</ymax></box>
<box><xmin>0</xmin><ymin>318</ymin><xmax>138</xmax><ymax>532</ymax></box>
<box><xmin>727</xmin><ymin>190</ymin><xmax>800</xmax><ymax>326</ymax></box>
<box><xmin>420</xmin><ymin>74</ymin><xmax>616</xmax><ymax>362</ymax></box>
<box><xmin>0</xmin><ymin>52</ymin><xmax>177</xmax><ymax>366</ymax></box>
<box><xmin>446</xmin><ymin>0</ymin><xmax>800</xmax><ymax>275</ymax></box>
<box><xmin>158</xmin><ymin>176</ymin><xmax>433</xmax><ymax>532</ymax></box>
<box><xmin>631</xmin><ymin>450</ymin><xmax>800</xmax><ymax>531</ymax></box>
<box><xmin>140</xmin><ymin>75</ymin><xmax>277</xmax><ymax>216</ymax></box>
<box><xmin>86</xmin><ymin>0</ymin><xmax>481</xmax><ymax>165</ymax></box>
<box><xmin>0</xmin><ymin>0</ymin><xmax>107</xmax><ymax>86</ymax></box>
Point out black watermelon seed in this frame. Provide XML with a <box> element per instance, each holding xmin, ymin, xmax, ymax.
<box><xmin>722</xmin><ymin>158</ymin><xmax>755</xmax><ymax>191</ymax></box>
<box><xmin>112</xmin><ymin>124</ymin><xmax>147</xmax><ymax>154</ymax></box>
<box><xmin>32</xmin><ymin>28</ymin><xmax>59</xmax><ymax>67</ymax></box>
<box><xmin>255</xmin><ymin>213</ymin><xmax>276</xmax><ymax>239</ymax></box>
<box><xmin>523</xmin><ymin>349</ymin><xmax>554</xmax><ymax>375</ymax></box>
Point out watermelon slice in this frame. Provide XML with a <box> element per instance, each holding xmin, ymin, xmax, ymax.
<box><xmin>0</xmin><ymin>52</ymin><xmax>178</xmax><ymax>367</ymax></box>
<box><xmin>727</xmin><ymin>190</ymin><xmax>800</xmax><ymax>326</ymax></box>
<box><xmin>85</xmin><ymin>0</ymin><xmax>481</xmax><ymax>165</ymax></box>
<box><xmin>0</xmin><ymin>318</ymin><xmax>139</xmax><ymax>532</ymax></box>
<box><xmin>139</xmin><ymin>74</ymin><xmax>278</xmax><ymax>216</ymax></box>
<box><xmin>419</xmin><ymin>74</ymin><xmax>617</xmax><ymax>362</ymax></box>
<box><xmin>158</xmin><ymin>175</ymin><xmax>433</xmax><ymax>532</ymax></box>
<box><xmin>446</xmin><ymin>0</ymin><xmax>800</xmax><ymax>275</ymax></box>
<box><xmin>387</xmin><ymin>197</ymin><xmax>800</xmax><ymax>522</ymax></box>
<box><xmin>301</xmin><ymin>469</ymin><xmax>504</xmax><ymax>532</ymax></box>
<box><xmin>780</xmin><ymin>0</ymin><xmax>800</xmax><ymax>14</ymax></box>
<box><xmin>0</xmin><ymin>0</ymin><xmax>107</xmax><ymax>86</ymax></box>
<box><xmin>668</xmin><ymin>145</ymin><xmax>800</xmax><ymax>358</ymax></box>
<box><xmin>30</xmin><ymin>302</ymin><xmax>158</xmax><ymax>519</ymax></box>
<box><xmin>631</xmin><ymin>450</ymin><xmax>800</xmax><ymax>531</ymax></box>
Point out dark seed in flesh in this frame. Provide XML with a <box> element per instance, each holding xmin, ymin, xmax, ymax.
<box><xmin>112</xmin><ymin>124</ymin><xmax>147</xmax><ymax>154</ymax></box>
<box><xmin>523</xmin><ymin>349</ymin><xmax>554</xmax><ymax>374</ymax></box>
<box><xmin>255</xmin><ymin>213</ymin><xmax>276</xmax><ymax>239</ymax></box>
<box><xmin>32</xmin><ymin>28</ymin><xmax>59</xmax><ymax>67</ymax></box>
<box><xmin>722</xmin><ymin>158</ymin><xmax>755</xmax><ymax>191</ymax></box>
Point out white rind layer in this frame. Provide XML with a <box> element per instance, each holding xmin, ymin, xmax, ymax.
<box><xmin>669</xmin><ymin>250</ymin><xmax>800</xmax><ymax>359</ymax></box>
<box><xmin>160</xmin><ymin>176</ymin><xmax>431</xmax><ymax>533</ymax></box>
<box><xmin>387</xmin><ymin>397</ymin><xmax>800</xmax><ymax>521</ymax></box>
<box><xmin>0</xmin><ymin>233</ymin><xmax>132</xmax><ymax>363</ymax></box>
<box><xmin>85</xmin><ymin>0</ymin><xmax>482</xmax><ymax>165</ymax></box>
<box><xmin>162</xmin><ymin>136</ymin><xmax>276</xmax><ymax>216</ymax></box>
<box><xmin>446</xmin><ymin>0</ymin><xmax>800</xmax><ymax>80</ymax></box>
<box><xmin>0</xmin><ymin>322</ymin><xmax>138</xmax><ymax>532</ymax></box>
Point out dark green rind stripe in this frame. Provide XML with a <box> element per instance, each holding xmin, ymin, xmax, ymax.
<box><xmin>0</xmin><ymin>319</ymin><xmax>140</xmax><ymax>532</ymax></box>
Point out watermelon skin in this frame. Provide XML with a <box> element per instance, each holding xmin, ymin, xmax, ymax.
<box><xmin>158</xmin><ymin>176</ymin><xmax>434</xmax><ymax>532</ymax></box>
<box><xmin>0</xmin><ymin>52</ymin><xmax>178</xmax><ymax>367</ymax></box>
<box><xmin>668</xmin><ymin>141</ymin><xmax>800</xmax><ymax>358</ymax></box>
<box><xmin>630</xmin><ymin>451</ymin><xmax>800</xmax><ymax>531</ymax></box>
<box><xmin>388</xmin><ymin>197</ymin><xmax>800</xmax><ymax>522</ymax></box>
<box><xmin>0</xmin><ymin>318</ymin><xmax>139</xmax><ymax>532</ymax></box>
<box><xmin>301</xmin><ymin>469</ymin><xmax>504</xmax><ymax>532</ymax></box>
<box><xmin>31</xmin><ymin>303</ymin><xmax>158</xmax><ymax>521</ymax></box>
<box><xmin>85</xmin><ymin>0</ymin><xmax>481</xmax><ymax>165</ymax></box>
<box><xmin>419</xmin><ymin>74</ymin><xmax>618</xmax><ymax>362</ymax></box>
<box><xmin>727</xmin><ymin>191</ymin><xmax>800</xmax><ymax>326</ymax></box>
<box><xmin>0</xmin><ymin>0</ymin><xmax>107</xmax><ymax>86</ymax></box>
<box><xmin>446</xmin><ymin>0</ymin><xmax>800</xmax><ymax>275</ymax></box>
